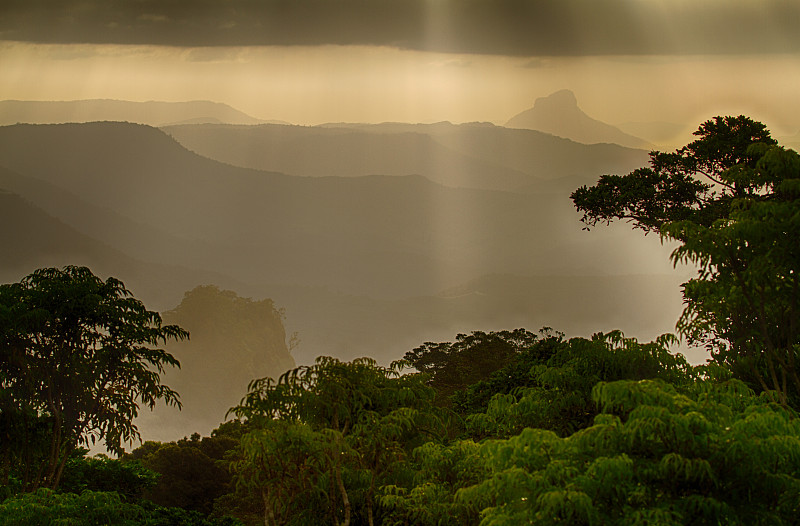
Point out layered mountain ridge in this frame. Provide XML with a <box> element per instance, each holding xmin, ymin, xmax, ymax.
<box><xmin>0</xmin><ymin>110</ymin><xmax>690</xmax><ymax>443</ymax></box>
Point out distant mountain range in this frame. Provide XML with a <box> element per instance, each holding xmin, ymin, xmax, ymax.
<box><xmin>0</xmin><ymin>118</ymin><xmax>681</xmax><ymax>346</ymax></box>
<box><xmin>506</xmin><ymin>89</ymin><xmax>654</xmax><ymax>150</ymax></box>
<box><xmin>163</xmin><ymin>120</ymin><xmax>648</xmax><ymax>192</ymax></box>
<box><xmin>0</xmin><ymin>122</ymin><xmax>663</xmax><ymax>297</ymax></box>
<box><xmin>0</xmin><ymin>99</ymin><xmax>276</xmax><ymax>127</ymax></box>
<box><xmin>0</xmin><ymin>115</ymin><xmax>693</xmax><ymax>441</ymax></box>
<box><xmin>0</xmin><ymin>182</ymin><xmax>235</xmax><ymax>309</ymax></box>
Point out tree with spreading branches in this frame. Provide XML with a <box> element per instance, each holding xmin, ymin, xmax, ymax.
<box><xmin>0</xmin><ymin>266</ymin><xmax>187</xmax><ymax>491</ymax></box>
<box><xmin>572</xmin><ymin>116</ymin><xmax>800</xmax><ymax>405</ymax></box>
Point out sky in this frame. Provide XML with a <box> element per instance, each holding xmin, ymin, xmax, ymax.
<box><xmin>1</xmin><ymin>0</ymin><xmax>800</xmax><ymax>134</ymax></box>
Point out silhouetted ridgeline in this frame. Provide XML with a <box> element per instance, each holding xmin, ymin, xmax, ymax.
<box><xmin>0</xmin><ymin>99</ymin><xmax>266</xmax><ymax>126</ymax></box>
<box><xmin>0</xmin><ymin>122</ymin><xmax>663</xmax><ymax>299</ymax></box>
<box><xmin>163</xmin><ymin>120</ymin><xmax>649</xmax><ymax>192</ymax></box>
<box><xmin>0</xmin><ymin>186</ymin><xmax>231</xmax><ymax>309</ymax></box>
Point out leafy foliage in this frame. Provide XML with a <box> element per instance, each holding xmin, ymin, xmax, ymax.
<box><xmin>449</xmin><ymin>329</ymin><xmax>565</xmax><ymax>415</ymax></box>
<box><xmin>464</xmin><ymin>332</ymin><xmax>693</xmax><ymax>439</ymax></box>
<box><xmin>58</xmin><ymin>449</ymin><xmax>158</xmax><ymax>502</ymax></box>
<box><xmin>0</xmin><ymin>266</ymin><xmax>187</xmax><ymax>491</ymax></box>
<box><xmin>231</xmin><ymin>420</ymin><xmax>332</xmax><ymax>526</ymax></box>
<box><xmin>403</xmin><ymin>329</ymin><xmax>542</xmax><ymax>407</ymax></box>
<box><xmin>380</xmin><ymin>440</ymin><xmax>488</xmax><ymax>526</ymax></box>
<box><xmin>457</xmin><ymin>378</ymin><xmax>800</xmax><ymax>525</ymax></box>
<box><xmin>230</xmin><ymin>356</ymin><xmax>439</xmax><ymax>526</ymax></box>
<box><xmin>572</xmin><ymin>116</ymin><xmax>800</xmax><ymax>405</ymax></box>
<box><xmin>572</xmin><ymin>116</ymin><xmax>777</xmax><ymax>234</ymax></box>
<box><xmin>125</xmin><ymin>424</ymin><xmax>245</xmax><ymax>517</ymax></box>
<box><xmin>0</xmin><ymin>488</ymin><xmax>243</xmax><ymax>526</ymax></box>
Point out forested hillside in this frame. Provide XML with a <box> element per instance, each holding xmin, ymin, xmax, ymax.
<box><xmin>2</xmin><ymin>116</ymin><xmax>799</xmax><ymax>525</ymax></box>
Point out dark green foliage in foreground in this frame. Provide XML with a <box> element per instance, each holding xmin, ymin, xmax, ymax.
<box><xmin>410</xmin><ymin>327</ymin><xmax>692</xmax><ymax>439</ymax></box>
<box><xmin>382</xmin><ymin>372</ymin><xmax>800</xmax><ymax>526</ymax></box>
<box><xmin>462</xmin><ymin>331</ymin><xmax>693</xmax><ymax>439</ymax></box>
<box><xmin>457</xmin><ymin>378</ymin><xmax>800</xmax><ymax>525</ymax></box>
<box><xmin>403</xmin><ymin>329</ymin><xmax>542</xmax><ymax>407</ymax></box>
<box><xmin>10</xmin><ymin>338</ymin><xmax>790</xmax><ymax>526</ymax></box>
<box><xmin>230</xmin><ymin>356</ymin><xmax>439</xmax><ymax>526</ymax></box>
<box><xmin>0</xmin><ymin>488</ymin><xmax>242</xmax><ymax>526</ymax></box>
<box><xmin>58</xmin><ymin>449</ymin><xmax>158</xmax><ymax>502</ymax></box>
<box><xmin>0</xmin><ymin>266</ymin><xmax>187</xmax><ymax>491</ymax></box>
<box><xmin>378</xmin><ymin>332</ymin><xmax>695</xmax><ymax>526</ymax></box>
<box><xmin>571</xmin><ymin>116</ymin><xmax>777</xmax><ymax>233</ymax></box>
<box><xmin>126</xmin><ymin>428</ymin><xmax>241</xmax><ymax>516</ymax></box>
<box><xmin>573</xmin><ymin>116</ymin><xmax>800</xmax><ymax>406</ymax></box>
<box><xmin>449</xmin><ymin>329</ymin><xmax>565</xmax><ymax>415</ymax></box>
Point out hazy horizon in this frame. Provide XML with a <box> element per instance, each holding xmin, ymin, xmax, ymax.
<box><xmin>2</xmin><ymin>44</ymin><xmax>799</xmax><ymax>136</ymax></box>
<box><xmin>2</xmin><ymin>1</ymin><xmax>800</xmax><ymax>135</ymax></box>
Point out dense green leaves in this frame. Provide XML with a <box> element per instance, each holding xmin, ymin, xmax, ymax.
<box><xmin>58</xmin><ymin>450</ymin><xmax>158</xmax><ymax>502</ymax></box>
<box><xmin>403</xmin><ymin>329</ymin><xmax>541</xmax><ymax>407</ymax></box>
<box><xmin>450</xmin><ymin>331</ymin><xmax>692</xmax><ymax>438</ymax></box>
<box><xmin>232</xmin><ymin>420</ymin><xmax>331</xmax><ymax>526</ymax></box>
<box><xmin>572</xmin><ymin>116</ymin><xmax>777</xmax><ymax>234</ymax></box>
<box><xmin>380</xmin><ymin>440</ymin><xmax>488</xmax><ymax>526</ymax></box>
<box><xmin>0</xmin><ymin>266</ymin><xmax>187</xmax><ymax>490</ymax></box>
<box><xmin>572</xmin><ymin>116</ymin><xmax>800</xmax><ymax>406</ymax></box>
<box><xmin>0</xmin><ymin>488</ymin><xmax>242</xmax><ymax>526</ymax></box>
<box><xmin>457</xmin><ymin>378</ymin><xmax>800</xmax><ymax>526</ymax></box>
<box><xmin>230</xmin><ymin>356</ymin><xmax>438</xmax><ymax>526</ymax></box>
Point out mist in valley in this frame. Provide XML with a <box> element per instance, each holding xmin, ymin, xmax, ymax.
<box><xmin>0</xmin><ymin>99</ymin><xmax>694</xmax><ymax>441</ymax></box>
<box><xmin>2</xmin><ymin>0</ymin><xmax>798</xmax><ymax>448</ymax></box>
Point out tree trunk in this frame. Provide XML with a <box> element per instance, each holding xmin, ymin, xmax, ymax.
<box><xmin>262</xmin><ymin>488</ymin><xmax>276</xmax><ymax>526</ymax></box>
<box><xmin>334</xmin><ymin>461</ymin><xmax>351</xmax><ymax>526</ymax></box>
<box><xmin>49</xmin><ymin>447</ymin><xmax>71</xmax><ymax>490</ymax></box>
<box><xmin>366</xmin><ymin>472</ymin><xmax>376</xmax><ymax>526</ymax></box>
<box><xmin>366</xmin><ymin>494</ymin><xmax>374</xmax><ymax>526</ymax></box>
<box><xmin>330</xmin><ymin>414</ymin><xmax>351</xmax><ymax>526</ymax></box>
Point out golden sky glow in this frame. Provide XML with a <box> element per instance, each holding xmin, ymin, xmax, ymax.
<box><xmin>2</xmin><ymin>41</ymin><xmax>799</xmax><ymax>140</ymax></box>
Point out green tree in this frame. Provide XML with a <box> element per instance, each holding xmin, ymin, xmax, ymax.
<box><xmin>571</xmin><ymin>116</ymin><xmax>777</xmax><ymax>234</ymax></box>
<box><xmin>230</xmin><ymin>356</ymin><xmax>437</xmax><ymax>526</ymax></box>
<box><xmin>380</xmin><ymin>440</ymin><xmax>488</xmax><ymax>526</ymax></box>
<box><xmin>464</xmin><ymin>332</ymin><xmax>693</xmax><ymax>439</ymax></box>
<box><xmin>0</xmin><ymin>266</ymin><xmax>187</xmax><ymax>491</ymax></box>
<box><xmin>231</xmin><ymin>420</ymin><xmax>331</xmax><ymax>526</ymax></box>
<box><xmin>0</xmin><ymin>488</ymin><xmax>244</xmax><ymax>526</ymax></box>
<box><xmin>456</xmin><ymin>376</ymin><xmax>800</xmax><ymax>525</ymax></box>
<box><xmin>572</xmin><ymin>116</ymin><xmax>800</xmax><ymax>405</ymax></box>
<box><xmin>58</xmin><ymin>449</ymin><xmax>158</xmax><ymax>502</ymax></box>
<box><xmin>449</xmin><ymin>329</ymin><xmax>565</xmax><ymax>416</ymax></box>
<box><xmin>380</xmin><ymin>332</ymin><xmax>696</xmax><ymax>526</ymax></box>
<box><xmin>125</xmin><ymin>426</ymin><xmax>243</xmax><ymax>517</ymax></box>
<box><xmin>131</xmin><ymin>441</ymin><xmax>230</xmax><ymax>515</ymax></box>
<box><xmin>403</xmin><ymin>329</ymin><xmax>541</xmax><ymax>407</ymax></box>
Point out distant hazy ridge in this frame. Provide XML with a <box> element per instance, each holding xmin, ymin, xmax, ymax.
<box><xmin>0</xmin><ymin>99</ymin><xmax>267</xmax><ymax>126</ymax></box>
<box><xmin>506</xmin><ymin>89</ymin><xmax>653</xmax><ymax>149</ymax></box>
<box><xmin>0</xmin><ymin>120</ymin><xmax>680</xmax><ymax>362</ymax></box>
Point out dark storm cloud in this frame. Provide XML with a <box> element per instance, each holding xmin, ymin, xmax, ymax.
<box><xmin>1</xmin><ymin>0</ymin><xmax>798</xmax><ymax>55</ymax></box>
